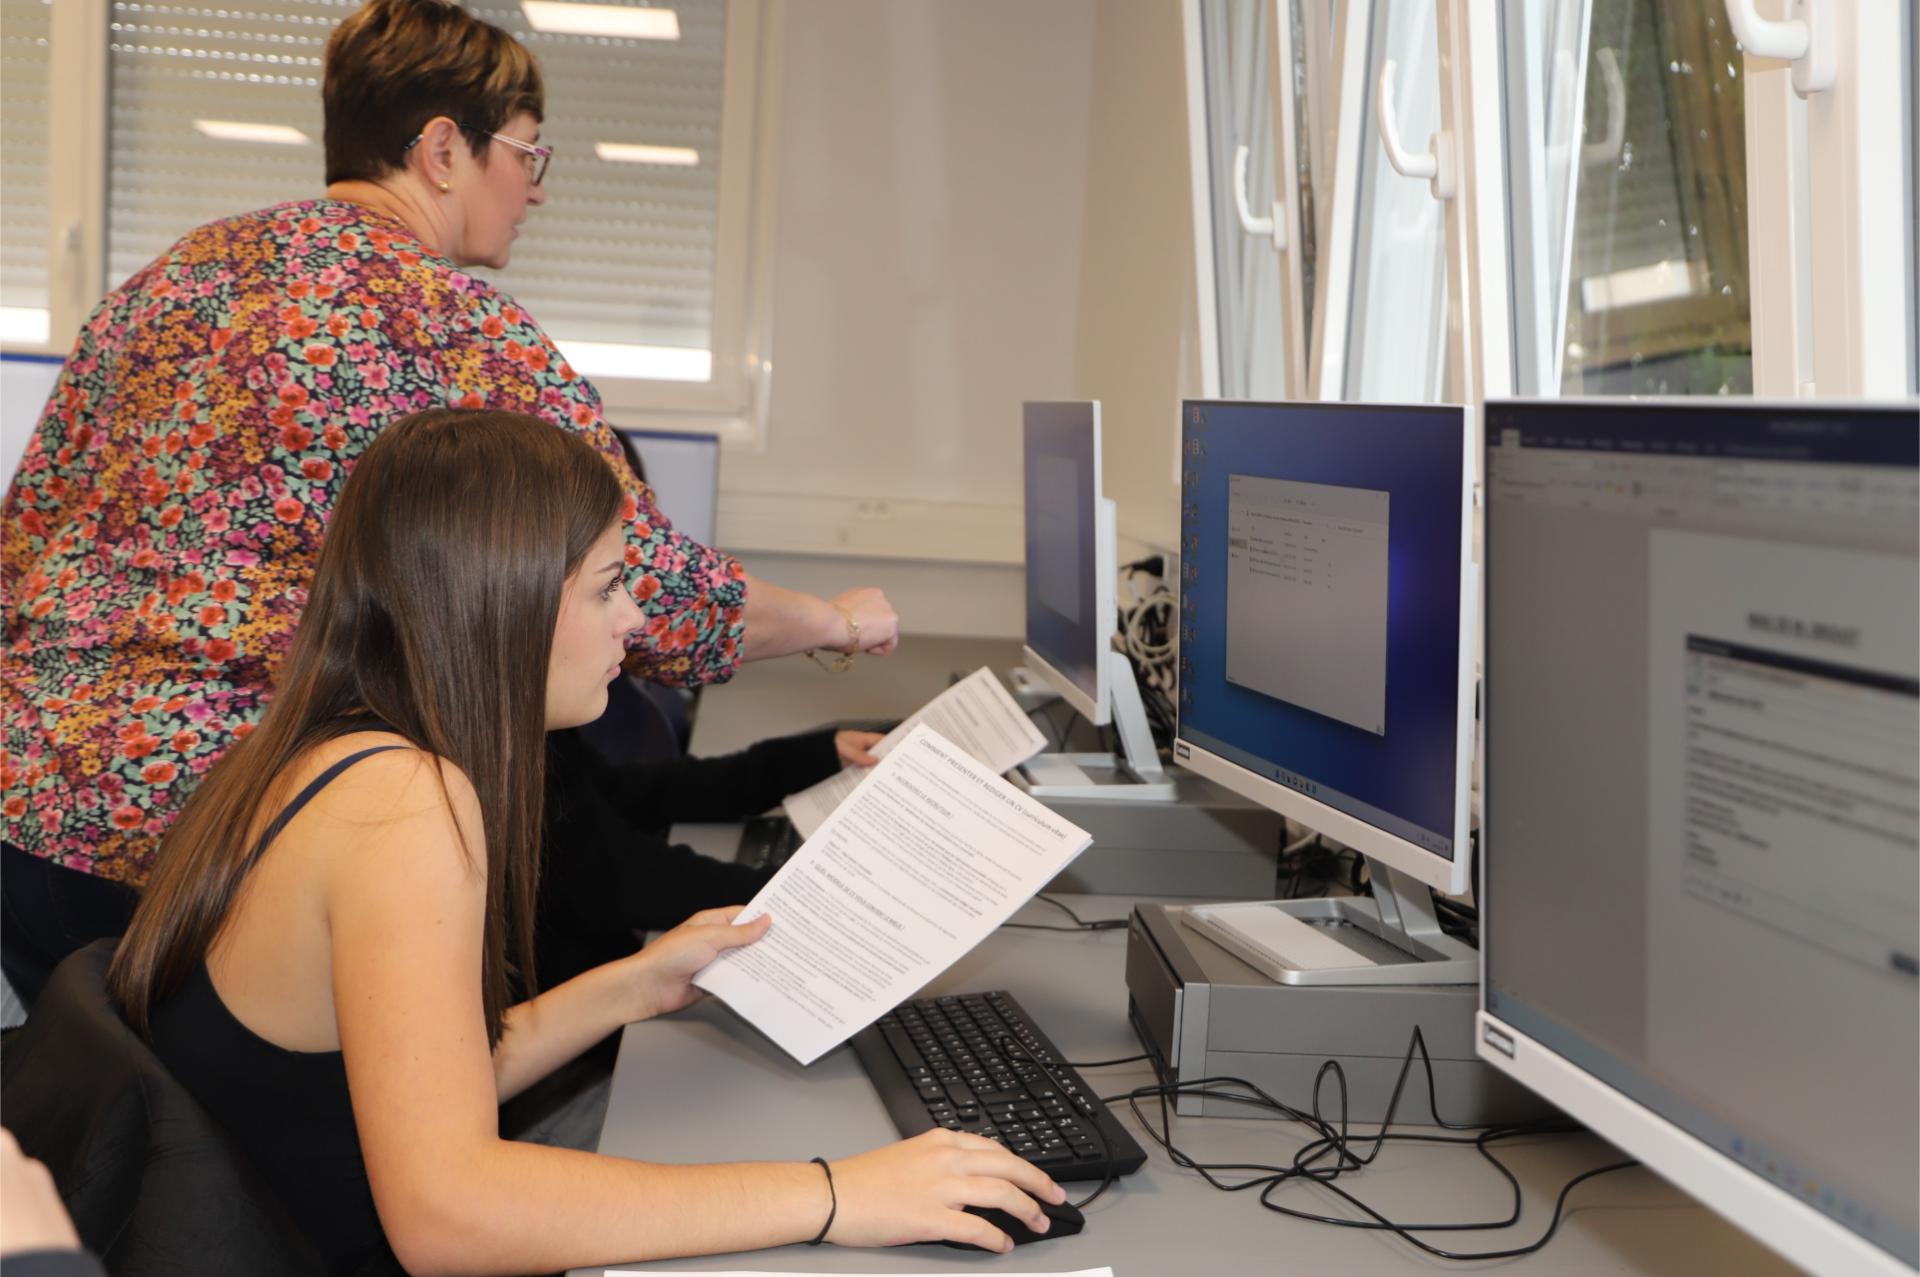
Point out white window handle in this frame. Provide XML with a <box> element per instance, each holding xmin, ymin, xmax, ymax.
<box><xmin>1376</xmin><ymin>59</ymin><xmax>1454</xmax><ymax>199</ymax></box>
<box><xmin>1724</xmin><ymin>0</ymin><xmax>1834</xmax><ymax>96</ymax></box>
<box><xmin>1582</xmin><ymin>47</ymin><xmax>1627</xmax><ymax>169</ymax></box>
<box><xmin>1231</xmin><ymin>143</ymin><xmax>1285</xmax><ymax>252</ymax></box>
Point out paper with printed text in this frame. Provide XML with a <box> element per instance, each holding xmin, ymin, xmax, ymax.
<box><xmin>781</xmin><ymin>666</ymin><xmax>1048</xmax><ymax>839</ymax></box>
<box><xmin>694</xmin><ymin>724</ymin><xmax>1090</xmax><ymax>1065</ymax></box>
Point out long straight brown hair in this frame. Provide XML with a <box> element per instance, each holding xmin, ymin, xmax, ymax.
<box><xmin>109</xmin><ymin>409</ymin><xmax>623</xmax><ymax>1046</ymax></box>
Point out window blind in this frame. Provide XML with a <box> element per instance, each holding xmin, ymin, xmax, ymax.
<box><xmin>105</xmin><ymin>0</ymin><xmax>726</xmax><ymax>355</ymax></box>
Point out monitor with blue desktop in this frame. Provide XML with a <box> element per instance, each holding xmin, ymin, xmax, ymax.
<box><xmin>1479</xmin><ymin>399</ymin><xmax>1919</xmax><ymax>1277</ymax></box>
<box><xmin>1171</xmin><ymin>398</ymin><xmax>1478</xmax><ymax>983</ymax></box>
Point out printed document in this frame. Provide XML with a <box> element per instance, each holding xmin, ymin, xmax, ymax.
<box><xmin>781</xmin><ymin>666</ymin><xmax>1048</xmax><ymax>839</ymax></box>
<box><xmin>694</xmin><ymin>724</ymin><xmax>1092</xmax><ymax>1065</ymax></box>
<box><xmin>611</xmin><ymin>1269</ymin><xmax>1116</xmax><ymax>1276</ymax></box>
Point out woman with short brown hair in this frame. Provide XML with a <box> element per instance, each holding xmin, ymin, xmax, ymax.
<box><xmin>0</xmin><ymin>0</ymin><xmax>897</xmax><ymax>998</ymax></box>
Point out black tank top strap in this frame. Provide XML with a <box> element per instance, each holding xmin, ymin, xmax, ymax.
<box><xmin>244</xmin><ymin>743</ymin><xmax>409</xmax><ymax>866</ymax></box>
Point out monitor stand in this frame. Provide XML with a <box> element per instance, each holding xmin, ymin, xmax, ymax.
<box><xmin>1184</xmin><ymin>858</ymin><xmax>1477</xmax><ymax>985</ymax></box>
<box><xmin>1021</xmin><ymin>649</ymin><xmax>1177</xmax><ymax>803</ymax></box>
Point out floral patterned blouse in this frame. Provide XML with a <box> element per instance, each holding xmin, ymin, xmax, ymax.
<box><xmin>1</xmin><ymin>199</ymin><xmax>745</xmax><ymax>885</ymax></box>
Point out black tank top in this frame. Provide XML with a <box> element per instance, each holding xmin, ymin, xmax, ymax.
<box><xmin>148</xmin><ymin>744</ymin><xmax>409</xmax><ymax>1277</ymax></box>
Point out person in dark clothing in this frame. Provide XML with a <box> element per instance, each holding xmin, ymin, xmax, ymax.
<box><xmin>536</xmin><ymin>724</ymin><xmax>880</xmax><ymax>988</ymax></box>
<box><xmin>103</xmin><ymin>409</ymin><xmax>1061</xmax><ymax>1272</ymax></box>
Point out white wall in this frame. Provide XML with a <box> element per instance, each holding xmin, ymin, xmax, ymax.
<box><xmin>715</xmin><ymin>0</ymin><xmax>1202</xmax><ymax>633</ymax></box>
<box><xmin>1069</xmin><ymin>0</ymin><xmax>1206</xmax><ymax>562</ymax></box>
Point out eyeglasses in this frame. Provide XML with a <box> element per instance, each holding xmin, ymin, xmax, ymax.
<box><xmin>402</xmin><ymin>121</ymin><xmax>553</xmax><ymax>186</ymax></box>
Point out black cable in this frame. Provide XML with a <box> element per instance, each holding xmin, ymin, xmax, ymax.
<box><xmin>1028</xmin><ymin>697</ymin><xmax>1074</xmax><ymax>752</ymax></box>
<box><xmin>1275</xmin><ymin>834</ymin><xmax>1358</xmax><ymax>900</ymax></box>
<box><xmin>1064</xmin><ymin>1052</ymin><xmax>1150</xmax><ymax>1069</ymax></box>
<box><xmin>991</xmin><ymin>1036</ymin><xmax>1119</xmax><ymax>1211</ymax></box>
<box><xmin>1001</xmin><ymin>894</ymin><xmax>1129</xmax><ymax>933</ymax></box>
<box><xmin>1093</xmin><ymin>1024</ymin><xmax>1630</xmax><ymax>1262</ymax></box>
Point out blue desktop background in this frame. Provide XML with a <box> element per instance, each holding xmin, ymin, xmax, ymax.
<box><xmin>1178</xmin><ymin>400</ymin><xmax>1466</xmax><ymax>855</ymax></box>
<box><xmin>1024</xmin><ymin>403</ymin><xmax>1100</xmax><ymax>702</ymax></box>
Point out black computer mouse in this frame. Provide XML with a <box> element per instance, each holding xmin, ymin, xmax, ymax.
<box><xmin>939</xmin><ymin>1198</ymin><xmax>1086</xmax><ymax>1250</ymax></box>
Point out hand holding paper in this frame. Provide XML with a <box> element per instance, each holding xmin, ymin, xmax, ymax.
<box><xmin>693</xmin><ymin>723</ymin><xmax>1092</xmax><ymax>1065</ymax></box>
<box><xmin>782</xmin><ymin>666</ymin><xmax>1048</xmax><ymax>839</ymax></box>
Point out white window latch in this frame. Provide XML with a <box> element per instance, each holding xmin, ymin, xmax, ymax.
<box><xmin>1724</xmin><ymin>0</ymin><xmax>1835</xmax><ymax>97</ymax></box>
<box><xmin>1231</xmin><ymin>144</ymin><xmax>1285</xmax><ymax>252</ymax></box>
<box><xmin>1376</xmin><ymin>59</ymin><xmax>1454</xmax><ymax>201</ymax></box>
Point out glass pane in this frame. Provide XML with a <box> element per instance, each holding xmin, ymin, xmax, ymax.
<box><xmin>1</xmin><ymin>0</ymin><xmax>52</xmax><ymax>343</ymax></box>
<box><xmin>1506</xmin><ymin>0</ymin><xmax>1751</xmax><ymax>396</ymax></box>
<box><xmin>1344</xmin><ymin>0</ymin><xmax>1447</xmax><ymax>402</ymax></box>
<box><xmin>103</xmin><ymin>0</ymin><xmax>726</xmax><ymax>361</ymax></box>
<box><xmin>1198</xmin><ymin>0</ymin><xmax>1286</xmax><ymax>400</ymax></box>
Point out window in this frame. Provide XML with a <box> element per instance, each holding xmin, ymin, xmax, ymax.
<box><xmin>1316</xmin><ymin>0</ymin><xmax>1451</xmax><ymax>402</ymax></box>
<box><xmin>1</xmin><ymin>0</ymin><xmax>53</xmax><ymax>345</ymax></box>
<box><xmin>1187</xmin><ymin>0</ymin><xmax>1334</xmax><ymax>403</ymax></box>
<box><xmin>15</xmin><ymin>0</ymin><xmax>769</xmax><ymax>429</ymax></box>
<box><xmin>1192</xmin><ymin>0</ymin><xmax>1287</xmax><ymax>401</ymax></box>
<box><xmin>1502</xmin><ymin>0</ymin><xmax>1751</xmax><ymax>396</ymax></box>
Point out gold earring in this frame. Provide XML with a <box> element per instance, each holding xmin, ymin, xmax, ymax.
<box><xmin>437</xmin><ymin>179</ymin><xmax>450</xmax><ymax>193</ymax></box>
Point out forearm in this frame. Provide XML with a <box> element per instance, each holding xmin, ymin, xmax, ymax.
<box><xmin>603</xmin><ymin>730</ymin><xmax>843</xmax><ymax>825</ymax></box>
<box><xmin>385</xmin><ymin>1141</ymin><xmax>828</xmax><ymax>1275</ymax></box>
<box><xmin>491</xmin><ymin>964</ymin><xmax>635</xmax><ymax>1102</ymax></box>
<box><xmin>737</xmin><ymin>572</ymin><xmax>853</xmax><ymax>662</ymax></box>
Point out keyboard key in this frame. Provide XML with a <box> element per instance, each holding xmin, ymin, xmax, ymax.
<box><xmin>882</xmin><ymin>1026</ymin><xmax>925</xmax><ymax>1071</ymax></box>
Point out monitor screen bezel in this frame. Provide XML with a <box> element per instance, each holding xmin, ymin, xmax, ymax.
<box><xmin>1022</xmin><ymin>401</ymin><xmax>1114</xmax><ymax>726</ymax></box>
<box><xmin>1475</xmin><ymin>395</ymin><xmax>1920</xmax><ymax>1277</ymax></box>
<box><xmin>1170</xmin><ymin>398</ymin><xmax>1478</xmax><ymax>898</ymax></box>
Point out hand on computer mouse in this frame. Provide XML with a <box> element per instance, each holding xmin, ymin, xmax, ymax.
<box><xmin>820</xmin><ymin>1129</ymin><xmax>1066</xmax><ymax>1252</ymax></box>
<box><xmin>940</xmin><ymin>1198</ymin><xmax>1086</xmax><ymax>1251</ymax></box>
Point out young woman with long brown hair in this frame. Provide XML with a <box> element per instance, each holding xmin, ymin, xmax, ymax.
<box><xmin>105</xmin><ymin>410</ymin><xmax>1063</xmax><ymax>1276</ymax></box>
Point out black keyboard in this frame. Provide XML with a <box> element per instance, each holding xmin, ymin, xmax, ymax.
<box><xmin>735</xmin><ymin>815</ymin><xmax>803</xmax><ymax>870</ymax></box>
<box><xmin>850</xmin><ymin>990</ymin><xmax>1147</xmax><ymax>1181</ymax></box>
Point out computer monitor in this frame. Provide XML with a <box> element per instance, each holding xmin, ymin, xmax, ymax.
<box><xmin>1019</xmin><ymin>402</ymin><xmax>1173</xmax><ymax>801</ymax></box>
<box><xmin>1021</xmin><ymin>401</ymin><xmax>1114</xmax><ymax>726</ymax></box>
<box><xmin>617</xmin><ymin>427</ymin><xmax>719</xmax><ymax>546</ymax></box>
<box><xmin>1172</xmin><ymin>399</ymin><xmax>1478</xmax><ymax>982</ymax></box>
<box><xmin>1479</xmin><ymin>399</ymin><xmax>1918</xmax><ymax>1277</ymax></box>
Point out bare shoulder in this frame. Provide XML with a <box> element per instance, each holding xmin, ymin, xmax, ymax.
<box><xmin>290</xmin><ymin>732</ymin><xmax>487</xmax><ymax>880</ymax></box>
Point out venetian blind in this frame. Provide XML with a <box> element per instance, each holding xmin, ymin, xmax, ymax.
<box><xmin>105</xmin><ymin>0</ymin><xmax>725</xmax><ymax>355</ymax></box>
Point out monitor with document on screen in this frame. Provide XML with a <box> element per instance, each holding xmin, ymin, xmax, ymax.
<box><xmin>1479</xmin><ymin>398</ymin><xmax>1918</xmax><ymax>1277</ymax></box>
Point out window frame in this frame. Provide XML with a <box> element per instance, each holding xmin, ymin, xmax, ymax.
<box><xmin>1740</xmin><ymin>0</ymin><xmax>1916</xmax><ymax>397</ymax></box>
<box><xmin>6</xmin><ymin>1</ymin><xmax>109</xmax><ymax>362</ymax></box>
<box><xmin>5</xmin><ymin>0</ymin><xmax>779</xmax><ymax>446</ymax></box>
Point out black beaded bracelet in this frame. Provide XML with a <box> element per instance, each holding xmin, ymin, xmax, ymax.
<box><xmin>807</xmin><ymin>1156</ymin><xmax>837</xmax><ymax>1245</ymax></box>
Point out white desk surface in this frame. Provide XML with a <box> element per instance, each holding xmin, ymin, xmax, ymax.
<box><xmin>571</xmin><ymin>639</ymin><xmax>1793</xmax><ymax>1277</ymax></box>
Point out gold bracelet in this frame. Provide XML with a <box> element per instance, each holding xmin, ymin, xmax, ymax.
<box><xmin>805</xmin><ymin>602</ymin><xmax>859</xmax><ymax>673</ymax></box>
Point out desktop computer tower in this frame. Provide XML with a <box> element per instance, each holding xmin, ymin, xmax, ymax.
<box><xmin>1125</xmin><ymin>903</ymin><xmax>1556</xmax><ymax>1127</ymax></box>
<box><xmin>1015</xmin><ymin>767</ymin><xmax>1285</xmax><ymax>900</ymax></box>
